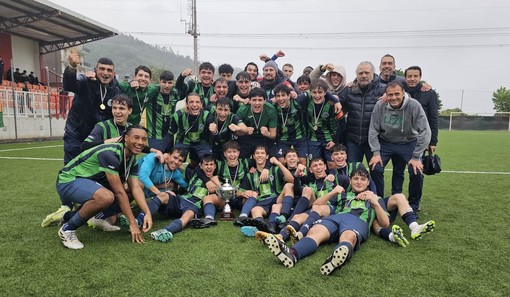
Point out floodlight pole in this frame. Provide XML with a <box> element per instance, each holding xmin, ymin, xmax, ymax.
<box><xmin>190</xmin><ymin>0</ymin><xmax>199</xmax><ymax>74</ymax></box>
<box><xmin>45</xmin><ymin>66</ymin><xmax>53</xmax><ymax>140</ymax></box>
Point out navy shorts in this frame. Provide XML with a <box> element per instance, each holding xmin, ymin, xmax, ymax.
<box><xmin>317</xmin><ymin>213</ymin><xmax>369</xmax><ymax>251</ymax></box>
<box><xmin>254</xmin><ymin>196</ymin><xmax>277</xmax><ymax>214</ymax></box>
<box><xmin>307</xmin><ymin>140</ymin><xmax>333</xmax><ymax>162</ymax></box>
<box><xmin>276</xmin><ymin>138</ymin><xmax>308</xmax><ymax>159</ymax></box>
<box><xmin>56</xmin><ymin>178</ymin><xmax>105</xmax><ymax>205</ymax></box>
<box><xmin>160</xmin><ymin>194</ymin><xmax>201</xmax><ymax>218</ymax></box>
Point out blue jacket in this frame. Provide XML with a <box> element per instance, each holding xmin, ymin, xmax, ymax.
<box><xmin>340</xmin><ymin>80</ymin><xmax>386</xmax><ymax>144</ymax></box>
<box><xmin>138</xmin><ymin>153</ymin><xmax>188</xmax><ymax>196</ymax></box>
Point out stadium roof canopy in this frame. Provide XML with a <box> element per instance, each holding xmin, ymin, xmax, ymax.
<box><xmin>0</xmin><ymin>0</ymin><xmax>118</xmax><ymax>54</ymax></box>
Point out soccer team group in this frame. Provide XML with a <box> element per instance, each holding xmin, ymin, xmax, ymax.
<box><xmin>41</xmin><ymin>51</ymin><xmax>438</xmax><ymax>275</ymax></box>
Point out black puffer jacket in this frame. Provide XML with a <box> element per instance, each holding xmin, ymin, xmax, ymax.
<box><xmin>340</xmin><ymin>80</ymin><xmax>386</xmax><ymax>144</ymax></box>
<box><xmin>63</xmin><ymin>67</ymin><xmax>120</xmax><ymax>141</ymax></box>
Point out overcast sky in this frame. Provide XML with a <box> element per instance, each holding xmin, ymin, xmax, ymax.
<box><xmin>49</xmin><ymin>0</ymin><xmax>510</xmax><ymax>114</ymax></box>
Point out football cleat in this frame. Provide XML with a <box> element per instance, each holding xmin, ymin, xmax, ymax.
<box><xmin>151</xmin><ymin>229</ymin><xmax>173</xmax><ymax>243</ymax></box>
<box><xmin>264</xmin><ymin>234</ymin><xmax>296</xmax><ymax>268</ymax></box>
<box><xmin>41</xmin><ymin>205</ymin><xmax>71</xmax><ymax>227</ymax></box>
<box><xmin>320</xmin><ymin>245</ymin><xmax>349</xmax><ymax>276</ymax></box>
<box><xmin>233</xmin><ymin>216</ymin><xmax>248</xmax><ymax>227</ymax></box>
<box><xmin>87</xmin><ymin>217</ymin><xmax>121</xmax><ymax>232</ymax></box>
<box><xmin>241</xmin><ymin>226</ymin><xmax>258</xmax><ymax>237</ymax></box>
<box><xmin>58</xmin><ymin>224</ymin><xmax>84</xmax><ymax>250</ymax></box>
<box><xmin>411</xmin><ymin>220</ymin><xmax>436</xmax><ymax>240</ymax></box>
<box><xmin>392</xmin><ymin>225</ymin><xmax>409</xmax><ymax>247</ymax></box>
<box><xmin>286</xmin><ymin>225</ymin><xmax>303</xmax><ymax>245</ymax></box>
<box><xmin>189</xmin><ymin>217</ymin><xmax>218</xmax><ymax>229</ymax></box>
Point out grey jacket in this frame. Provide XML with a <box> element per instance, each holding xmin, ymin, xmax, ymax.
<box><xmin>368</xmin><ymin>93</ymin><xmax>431</xmax><ymax>160</ymax></box>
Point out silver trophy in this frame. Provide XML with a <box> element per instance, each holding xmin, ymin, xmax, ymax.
<box><xmin>216</xmin><ymin>179</ymin><xmax>236</xmax><ymax>221</ymax></box>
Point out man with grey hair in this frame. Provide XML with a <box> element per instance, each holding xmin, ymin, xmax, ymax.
<box><xmin>339</xmin><ymin>61</ymin><xmax>386</xmax><ymax>164</ymax></box>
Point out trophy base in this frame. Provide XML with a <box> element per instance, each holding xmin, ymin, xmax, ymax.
<box><xmin>220</xmin><ymin>212</ymin><xmax>235</xmax><ymax>221</ymax></box>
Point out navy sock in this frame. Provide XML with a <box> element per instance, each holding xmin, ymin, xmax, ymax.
<box><xmin>293</xmin><ymin>196</ymin><xmax>311</xmax><ymax>214</ymax></box>
<box><xmin>165</xmin><ymin>219</ymin><xmax>183</xmax><ymax>234</ymax></box>
<box><xmin>379</xmin><ymin>227</ymin><xmax>392</xmax><ymax>241</ymax></box>
<box><xmin>63</xmin><ymin>210</ymin><xmax>78</xmax><ymax>222</ymax></box>
<box><xmin>66</xmin><ymin>212</ymin><xmax>87</xmax><ymax>230</ymax></box>
<box><xmin>136</xmin><ymin>212</ymin><xmax>145</xmax><ymax>224</ymax></box>
<box><xmin>299</xmin><ymin>211</ymin><xmax>320</xmax><ymax>236</ymax></box>
<box><xmin>402</xmin><ymin>211</ymin><xmax>417</xmax><ymax>227</ymax></box>
<box><xmin>203</xmin><ymin>203</ymin><xmax>216</xmax><ymax>219</ymax></box>
<box><xmin>281</xmin><ymin>196</ymin><xmax>294</xmax><ymax>218</ymax></box>
<box><xmin>148</xmin><ymin>197</ymin><xmax>162</xmax><ymax>215</ymax></box>
<box><xmin>268</xmin><ymin>212</ymin><xmax>278</xmax><ymax>225</ymax></box>
<box><xmin>292</xmin><ymin>237</ymin><xmax>318</xmax><ymax>260</ymax></box>
<box><xmin>333</xmin><ymin>241</ymin><xmax>354</xmax><ymax>262</ymax></box>
<box><xmin>240</xmin><ymin>197</ymin><xmax>257</xmax><ymax>217</ymax></box>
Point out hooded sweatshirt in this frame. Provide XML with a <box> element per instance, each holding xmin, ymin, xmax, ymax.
<box><xmin>368</xmin><ymin>92</ymin><xmax>431</xmax><ymax>160</ymax></box>
<box><xmin>309</xmin><ymin>64</ymin><xmax>347</xmax><ymax>96</ymax></box>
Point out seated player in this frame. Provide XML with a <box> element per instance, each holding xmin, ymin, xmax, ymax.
<box><xmin>260</xmin><ymin>167</ymin><xmax>390</xmax><ymax>275</ymax></box>
<box><xmin>137</xmin><ymin>148</ymin><xmax>188</xmax><ymax>198</ymax></box>
<box><xmin>233</xmin><ymin>145</ymin><xmax>293</xmax><ymax>232</ymax></box>
<box><xmin>148</xmin><ymin>155</ymin><xmax>219</xmax><ymax>242</ymax></box>
<box><xmin>188</xmin><ymin>140</ymin><xmax>251</xmax><ymax>228</ymax></box>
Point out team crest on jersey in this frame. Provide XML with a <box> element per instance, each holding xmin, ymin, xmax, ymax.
<box><xmin>107</xmin><ymin>99</ymin><xmax>112</xmax><ymax>106</ymax></box>
<box><xmin>269</xmin><ymin>175</ymin><xmax>275</xmax><ymax>182</ymax></box>
<box><xmin>322</xmin><ymin>112</ymin><xmax>329</xmax><ymax>119</ymax></box>
<box><xmin>199</xmin><ymin>124</ymin><xmax>204</xmax><ymax>130</ymax></box>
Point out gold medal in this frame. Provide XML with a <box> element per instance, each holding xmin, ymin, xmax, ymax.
<box><xmin>100</xmin><ymin>104</ymin><xmax>106</xmax><ymax>110</ymax></box>
<box><xmin>313</xmin><ymin>125</ymin><xmax>318</xmax><ymax>131</ymax></box>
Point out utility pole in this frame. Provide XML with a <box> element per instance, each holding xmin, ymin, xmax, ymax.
<box><xmin>460</xmin><ymin>89</ymin><xmax>464</xmax><ymax>111</ymax></box>
<box><xmin>188</xmin><ymin>0</ymin><xmax>199</xmax><ymax>74</ymax></box>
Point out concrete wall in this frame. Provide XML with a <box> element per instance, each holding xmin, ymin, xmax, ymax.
<box><xmin>0</xmin><ymin>116</ymin><xmax>65</xmax><ymax>141</ymax></box>
<box><xmin>11</xmin><ymin>35</ymin><xmax>41</xmax><ymax>78</ymax></box>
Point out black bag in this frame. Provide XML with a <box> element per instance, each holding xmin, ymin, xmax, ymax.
<box><xmin>422</xmin><ymin>151</ymin><xmax>441</xmax><ymax>175</ymax></box>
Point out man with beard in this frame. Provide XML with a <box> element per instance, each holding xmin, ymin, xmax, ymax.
<box><xmin>259</xmin><ymin>60</ymin><xmax>295</xmax><ymax>102</ymax></box>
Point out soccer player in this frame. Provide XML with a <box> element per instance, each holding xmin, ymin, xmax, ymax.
<box><xmin>209</xmin><ymin>97</ymin><xmax>248</xmax><ymax>159</ymax></box>
<box><xmin>137</xmin><ymin>148</ymin><xmax>188</xmax><ymax>198</ymax></box>
<box><xmin>235</xmin><ymin>87</ymin><xmax>278</xmax><ymax>158</ymax></box>
<box><xmin>176</xmin><ymin>62</ymin><xmax>215</xmax><ymax>109</ymax></box>
<box><xmin>145</xmin><ymin>70</ymin><xmax>185</xmax><ymax>152</ymax></box>
<box><xmin>80</xmin><ymin>94</ymin><xmax>133</xmax><ymax>151</ymax></box>
<box><xmin>297</xmin><ymin>80</ymin><xmax>341</xmax><ymax>169</ymax></box>
<box><xmin>149</xmin><ymin>154</ymin><xmax>220</xmax><ymax>242</ymax></box>
<box><xmin>55</xmin><ymin>125</ymin><xmax>153</xmax><ymax>249</ymax></box>
<box><xmin>273</xmin><ymin>83</ymin><xmax>308</xmax><ymax>165</ymax></box>
<box><xmin>168</xmin><ymin>92</ymin><xmax>214</xmax><ymax>167</ymax></box>
<box><xmin>188</xmin><ymin>141</ymin><xmax>251</xmax><ymax>228</ymax></box>
<box><xmin>233</xmin><ymin>145</ymin><xmax>293</xmax><ymax>231</ymax></box>
<box><xmin>261</xmin><ymin>167</ymin><xmax>389</xmax><ymax>275</ymax></box>
<box><xmin>117</xmin><ymin>65</ymin><xmax>160</xmax><ymax>125</ymax></box>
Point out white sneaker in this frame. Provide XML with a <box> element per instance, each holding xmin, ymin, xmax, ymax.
<box><xmin>58</xmin><ymin>225</ymin><xmax>84</xmax><ymax>249</ymax></box>
<box><xmin>87</xmin><ymin>217</ymin><xmax>121</xmax><ymax>232</ymax></box>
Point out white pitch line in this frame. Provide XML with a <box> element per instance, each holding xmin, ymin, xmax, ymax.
<box><xmin>0</xmin><ymin>156</ymin><xmax>62</xmax><ymax>161</ymax></box>
<box><xmin>383</xmin><ymin>168</ymin><xmax>510</xmax><ymax>175</ymax></box>
<box><xmin>0</xmin><ymin>145</ymin><xmax>63</xmax><ymax>152</ymax></box>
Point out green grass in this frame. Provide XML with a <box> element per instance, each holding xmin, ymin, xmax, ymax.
<box><xmin>0</xmin><ymin>131</ymin><xmax>509</xmax><ymax>297</ymax></box>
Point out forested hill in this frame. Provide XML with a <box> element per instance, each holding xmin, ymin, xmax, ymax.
<box><xmin>85</xmin><ymin>34</ymin><xmax>194</xmax><ymax>79</ymax></box>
